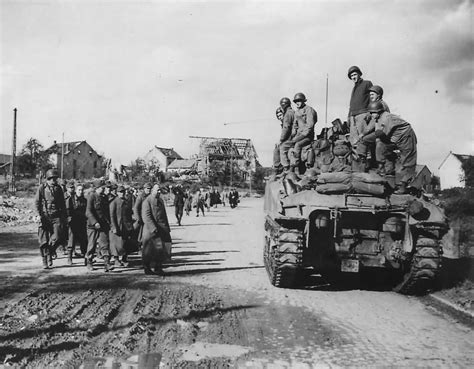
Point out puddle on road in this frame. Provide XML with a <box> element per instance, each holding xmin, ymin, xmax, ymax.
<box><xmin>80</xmin><ymin>353</ymin><xmax>162</xmax><ymax>369</ymax></box>
<box><xmin>178</xmin><ymin>342</ymin><xmax>252</xmax><ymax>361</ymax></box>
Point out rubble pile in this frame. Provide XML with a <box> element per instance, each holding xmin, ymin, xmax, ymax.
<box><xmin>0</xmin><ymin>196</ymin><xmax>37</xmax><ymax>227</ymax></box>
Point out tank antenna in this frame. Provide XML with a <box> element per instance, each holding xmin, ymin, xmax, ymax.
<box><xmin>325</xmin><ymin>73</ymin><xmax>329</xmax><ymax>127</ymax></box>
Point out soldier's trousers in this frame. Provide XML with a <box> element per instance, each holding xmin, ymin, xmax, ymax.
<box><xmin>86</xmin><ymin>228</ymin><xmax>110</xmax><ymax>260</ymax></box>
<box><xmin>175</xmin><ymin>205</ymin><xmax>184</xmax><ymax>221</ymax></box>
<box><xmin>273</xmin><ymin>144</ymin><xmax>281</xmax><ymax>169</ymax></box>
<box><xmin>279</xmin><ymin>140</ymin><xmax>294</xmax><ymax>168</ymax></box>
<box><xmin>38</xmin><ymin>217</ymin><xmax>64</xmax><ymax>257</ymax></box>
<box><xmin>68</xmin><ymin>220</ymin><xmax>88</xmax><ymax>255</ymax></box>
<box><xmin>349</xmin><ymin>113</ymin><xmax>369</xmax><ymax>147</ymax></box>
<box><xmin>290</xmin><ymin>138</ymin><xmax>313</xmax><ymax>167</ymax></box>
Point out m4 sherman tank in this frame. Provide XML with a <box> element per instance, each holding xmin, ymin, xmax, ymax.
<box><xmin>263</xmin><ymin>170</ymin><xmax>449</xmax><ymax>295</ymax></box>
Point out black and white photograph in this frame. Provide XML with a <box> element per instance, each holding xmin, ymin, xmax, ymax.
<box><xmin>0</xmin><ymin>0</ymin><xmax>472</xmax><ymax>367</ymax></box>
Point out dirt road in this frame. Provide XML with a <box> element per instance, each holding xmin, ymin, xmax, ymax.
<box><xmin>0</xmin><ymin>197</ymin><xmax>473</xmax><ymax>368</ymax></box>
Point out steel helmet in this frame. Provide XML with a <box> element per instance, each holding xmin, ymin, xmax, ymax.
<box><xmin>367</xmin><ymin>101</ymin><xmax>385</xmax><ymax>113</ymax></box>
<box><xmin>279</xmin><ymin>97</ymin><xmax>291</xmax><ymax>107</ymax></box>
<box><xmin>369</xmin><ymin>85</ymin><xmax>384</xmax><ymax>97</ymax></box>
<box><xmin>45</xmin><ymin>169</ymin><xmax>59</xmax><ymax>179</ymax></box>
<box><xmin>293</xmin><ymin>92</ymin><xmax>307</xmax><ymax>102</ymax></box>
<box><xmin>347</xmin><ymin>65</ymin><xmax>362</xmax><ymax>79</ymax></box>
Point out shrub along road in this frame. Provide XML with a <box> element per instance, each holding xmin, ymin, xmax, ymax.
<box><xmin>0</xmin><ymin>198</ymin><xmax>473</xmax><ymax>368</ymax></box>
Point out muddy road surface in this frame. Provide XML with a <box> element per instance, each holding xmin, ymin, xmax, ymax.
<box><xmin>0</xmin><ymin>198</ymin><xmax>473</xmax><ymax>368</ymax></box>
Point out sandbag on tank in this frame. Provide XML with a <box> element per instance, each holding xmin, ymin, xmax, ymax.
<box><xmin>352</xmin><ymin>181</ymin><xmax>386</xmax><ymax>196</ymax></box>
<box><xmin>352</xmin><ymin>172</ymin><xmax>387</xmax><ymax>184</ymax></box>
<box><xmin>316</xmin><ymin>172</ymin><xmax>351</xmax><ymax>184</ymax></box>
<box><xmin>316</xmin><ymin>183</ymin><xmax>352</xmax><ymax>194</ymax></box>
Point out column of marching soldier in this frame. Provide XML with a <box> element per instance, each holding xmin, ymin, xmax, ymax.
<box><xmin>34</xmin><ymin>175</ymin><xmax>240</xmax><ymax>274</ymax></box>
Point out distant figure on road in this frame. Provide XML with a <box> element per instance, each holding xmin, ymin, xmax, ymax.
<box><xmin>184</xmin><ymin>189</ymin><xmax>192</xmax><ymax>216</ymax></box>
<box><xmin>35</xmin><ymin>169</ymin><xmax>67</xmax><ymax>269</ymax></box>
<box><xmin>141</xmin><ymin>184</ymin><xmax>171</xmax><ymax>275</ymax></box>
<box><xmin>173</xmin><ymin>184</ymin><xmax>185</xmax><ymax>226</ymax></box>
<box><xmin>109</xmin><ymin>185</ymin><xmax>134</xmax><ymax>267</ymax></box>
<box><xmin>229</xmin><ymin>188</ymin><xmax>240</xmax><ymax>208</ymax></box>
<box><xmin>195</xmin><ymin>189</ymin><xmax>206</xmax><ymax>217</ymax></box>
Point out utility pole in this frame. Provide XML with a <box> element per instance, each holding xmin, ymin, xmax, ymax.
<box><xmin>9</xmin><ymin>108</ymin><xmax>17</xmax><ymax>194</ymax></box>
<box><xmin>61</xmin><ymin>132</ymin><xmax>64</xmax><ymax>179</ymax></box>
<box><xmin>325</xmin><ymin>74</ymin><xmax>329</xmax><ymax>127</ymax></box>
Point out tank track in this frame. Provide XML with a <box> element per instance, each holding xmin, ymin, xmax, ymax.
<box><xmin>394</xmin><ymin>224</ymin><xmax>445</xmax><ymax>295</ymax></box>
<box><xmin>264</xmin><ymin>216</ymin><xmax>304</xmax><ymax>288</ymax></box>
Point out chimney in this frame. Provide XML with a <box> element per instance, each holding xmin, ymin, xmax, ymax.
<box><xmin>53</xmin><ymin>140</ymin><xmax>57</xmax><ymax>145</ymax></box>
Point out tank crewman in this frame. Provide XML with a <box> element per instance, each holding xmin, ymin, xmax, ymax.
<box><xmin>272</xmin><ymin>106</ymin><xmax>285</xmax><ymax>172</ymax></box>
<box><xmin>141</xmin><ymin>184</ymin><xmax>171</xmax><ymax>275</ymax></box>
<box><xmin>365</xmin><ymin>85</ymin><xmax>391</xmax><ymax>172</ymax></box>
<box><xmin>347</xmin><ymin>66</ymin><xmax>373</xmax><ymax>147</ymax></box>
<box><xmin>85</xmin><ymin>179</ymin><xmax>113</xmax><ymax>272</ymax></box>
<box><xmin>361</xmin><ymin>101</ymin><xmax>418</xmax><ymax>194</ymax></box>
<box><xmin>34</xmin><ymin>169</ymin><xmax>67</xmax><ymax>269</ymax></box>
<box><xmin>289</xmin><ymin>92</ymin><xmax>317</xmax><ymax>173</ymax></box>
<box><xmin>109</xmin><ymin>185</ymin><xmax>133</xmax><ymax>267</ymax></box>
<box><xmin>173</xmin><ymin>184</ymin><xmax>185</xmax><ymax>226</ymax></box>
<box><xmin>277</xmin><ymin>97</ymin><xmax>297</xmax><ymax>172</ymax></box>
<box><xmin>64</xmin><ymin>181</ymin><xmax>88</xmax><ymax>265</ymax></box>
<box><xmin>133</xmin><ymin>182</ymin><xmax>152</xmax><ymax>245</ymax></box>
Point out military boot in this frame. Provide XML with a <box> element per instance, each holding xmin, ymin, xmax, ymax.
<box><xmin>394</xmin><ymin>181</ymin><xmax>408</xmax><ymax>194</ymax></box>
<box><xmin>67</xmin><ymin>250</ymin><xmax>73</xmax><ymax>266</ymax></box>
<box><xmin>86</xmin><ymin>258</ymin><xmax>94</xmax><ymax>271</ymax></box>
<box><xmin>104</xmin><ymin>256</ymin><xmax>114</xmax><ymax>272</ymax></box>
<box><xmin>42</xmin><ymin>256</ymin><xmax>50</xmax><ymax>269</ymax></box>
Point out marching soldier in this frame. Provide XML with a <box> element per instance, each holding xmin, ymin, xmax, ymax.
<box><xmin>85</xmin><ymin>179</ymin><xmax>113</xmax><ymax>272</ymax></box>
<box><xmin>141</xmin><ymin>184</ymin><xmax>171</xmax><ymax>275</ymax></box>
<box><xmin>64</xmin><ymin>181</ymin><xmax>88</xmax><ymax>265</ymax></box>
<box><xmin>173</xmin><ymin>184</ymin><xmax>185</xmax><ymax>226</ymax></box>
<box><xmin>34</xmin><ymin>169</ymin><xmax>67</xmax><ymax>269</ymax></box>
<box><xmin>133</xmin><ymin>182</ymin><xmax>152</xmax><ymax>246</ymax></box>
<box><xmin>109</xmin><ymin>185</ymin><xmax>133</xmax><ymax>267</ymax></box>
<box><xmin>361</xmin><ymin>101</ymin><xmax>418</xmax><ymax>194</ymax></box>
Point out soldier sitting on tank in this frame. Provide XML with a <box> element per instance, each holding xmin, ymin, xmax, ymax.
<box><xmin>273</xmin><ymin>102</ymin><xmax>292</xmax><ymax>174</ymax></box>
<box><xmin>360</xmin><ymin>101</ymin><xmax>418</xmax><ymax>194</ymax></box>
<box><xmin>305</xmin><ymin>129</ymin><xmax>334</xmax><ymax>175</ymax></box>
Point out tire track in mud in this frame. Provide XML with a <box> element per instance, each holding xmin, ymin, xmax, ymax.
<box><xmin>0</xmin><ymin>281</ymin><xmax>254</xmax><ymax>368</ymax></box>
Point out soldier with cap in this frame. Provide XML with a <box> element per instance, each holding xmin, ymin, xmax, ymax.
<box><xmin>347</xmin><ymin>66</ymin><xmax>373</xmax><ymax>148</ymax></box>
<box><xmin>361</xmin><ymin>101</ymin><xmax>418</xmax><ymax>194</ymax></box>
<box><xmin>64</xmin><ymin>181</ymin><xmax>88</xmax><ymax>265</ymax></box>
<box><xmin>34</xmin><ymin>169</ymin><xmax>67</xmax><ymax>269</ymax></box>
<box><xmin>109</xmin><ymin>185</ymin><xmax>133</xmax><ymax>267</ymax></box>
<box><xmin>141</xmin><ymin>184</ymin><xmax>171</xmax><ymax>275</ymax></box>
<box><xmin>288</xmin><ymin>92</ymin><xmax>317</xmax><ymax>174</ymax></box>
<box><xmin>133</xmin><ymin>182</ymin><xmax>152</xmax><ymax>246</ymax></box>
<box><xmin>85</xmin><ymin>179</ymin><xmax>113</xmax><ymax>271</ymax></box>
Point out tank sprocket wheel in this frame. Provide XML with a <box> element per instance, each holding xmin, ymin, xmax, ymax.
<box><xmin>264</xmin><ymin>217</ymin><xmax>304</xmax><ymax>288</ymax></box>
<box><xmin>393</xmin><ymin>232</ymin><xmax>443</xmax><ymax>295</ymax></box>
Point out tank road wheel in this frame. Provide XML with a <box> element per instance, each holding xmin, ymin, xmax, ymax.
<box><xmin>394</xmin><ymin>232</ymin><xmax>443</xmax><ymax>295</ymax></box>
<box><xmin>264</xmin><ymin>216</ymin><xmax>304</xmax><ymax>288</ymax></box>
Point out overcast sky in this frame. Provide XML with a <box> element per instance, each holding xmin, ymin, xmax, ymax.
<box><xmin>1</xmin><ymin>0</ymin><xmax>472</xmax><ymax>172</ymax></box>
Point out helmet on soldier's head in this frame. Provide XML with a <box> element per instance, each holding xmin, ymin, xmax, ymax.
<box><xmin>347</xmin><ymin>66</ymin><xmax>362</xmax><ymax>79</ymax></box>
<box><xmin>275</xmin><ymin>106</ymin><xmax>283</xmax><ymax>119</ymax></box>
<box><xmin>46</xmin><ymin>169</ymin><xmax>59</xmax><ymax>179</ymax></box>
<box><xmin>367</xmin><ymin>101</ymin><xmax>385</xmax><ymax>113</ymax></box>
<box><xmin>369</xmin><ymin>85</ymin><xmax>384</xmax><ymax>97</ymax></box>
<box><xmin>293</xmin><ymin>92</ymin><xmax>307</xmax><ymax>103</ymax></box>
<box><xmin>279</xmin><ymin>97</ymin><xmax>291</xmax><ymax>108</ymax></box>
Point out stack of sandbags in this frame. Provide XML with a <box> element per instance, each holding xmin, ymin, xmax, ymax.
<box><xmin>314</xmin><ymin>171</ymin><xmax>387</xmax><ymax>196</ymax></box>
<box><xmin>351</xmin><ymin>172</ymin><xmax>386</xmax><ymax>196</ymax></box>
<box><xmin>315</xmin><ymin>172</ymin><xmax>352</xmax><ymax>194</ymax></box>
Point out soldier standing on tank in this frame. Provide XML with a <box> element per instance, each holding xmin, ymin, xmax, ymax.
<box><xmin>274</xmin><ymin>98</ymin><xmax>296</xmax><ymax>173</ymax></box>
<box><xmin>133</xmin><ymin>182</ymin><xmax>152</xmax><ymax>246</ymax></box>
<box><xmin>85</xmin><ymin>179</ymin><xmax>113</xmax><ymax>272</ymax></box>
<box><xmin>34</xmin><ymin>169</ymin><xmax>67</xmax><ymax>269</ymax></box>
<box><xmin>361</xmin><ymin>101</ymin><xmax>418</xmax><ymax>194</ymax></box>
<box><xmin>289</xmin><ymin>92</ymin><xmax>317</xmax><ymax>174</ymax></box>
<box><xmin>65</xmin><ymin>181</ymin><xmax>88</xmax><ymax>265</ymax></box>
<box><xmin>347</xmin><ymin>66</ymin><xmax>373</xmax><ymax>148</ymax></box>
<box><xmin>273</xmin><ymin>105</ymin><xmax>286</xmax><ymax>173</ymax></box>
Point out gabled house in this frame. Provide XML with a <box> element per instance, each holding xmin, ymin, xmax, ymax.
<box><xmin>46</xmin><ymin>140</ymin><xmax>105</xmax><ymax>179</ymax></box>
<box><xmin>438</xmin><ymin>152</ymin><xmax>474</xmax><ymax>190</ymax></box>
<box><xmin>411</xmin><ymin>164</ymin><xmax>433</xmax><ymax>192</ymax></box>
<box><xmin>143</xmin><ymin>146</ymin><xmax>183</xmax><ymax>172</ymax></box>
